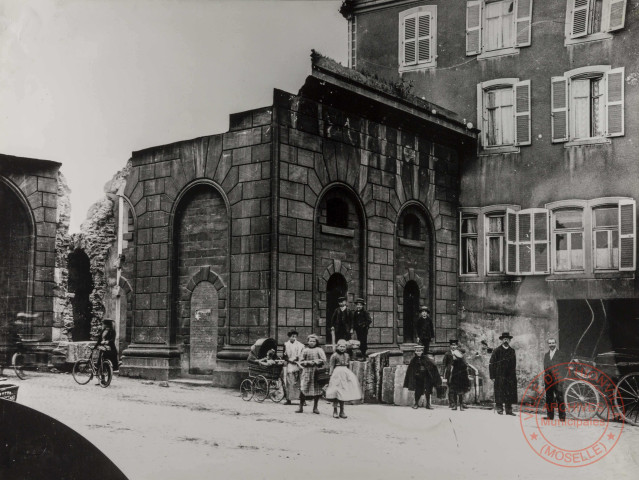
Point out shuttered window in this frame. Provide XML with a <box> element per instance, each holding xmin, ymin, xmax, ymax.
<box><xmin>400</xmin><ymin>7</ymin><xmax>436</xmax><ymax>71</ymax></box>
<box><xmin>478</xmin><ymin>78</ymin><xmax>531</xmax><ymax>149</ymax></box>
<box><xmin>552</xmin><ymin>66</ymin><xmax>625</xmax><ymax>143</ymax></box>
<box><xmin>568</xmin><ymin>0</ymin><xmax>627</xmax><ymax>41</ymax></box>
<box><xmin>466</xmin><ymin>0</ymin><xmax>533</xmax><ymax>56</ymax></box>
<box><xmin>505</xmin><ymin>208</ymin><xmax>550</xmax><ymax>275</ymax></box>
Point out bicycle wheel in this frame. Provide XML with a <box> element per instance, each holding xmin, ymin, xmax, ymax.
<box><xmin>98</xmin><ymin>361</ymin><xmax>113</xmax><ymax>388</ymax></box>
<box><xmin>72</xmin><ymin>360</ymin><xmax>93</xmax><ymax>385</ymax></box>
<box><xmin>614</xmin><ymin>373</ymin><xmax>639</xmax><ymax>426</ymax></box>
<box><xmin>253</xmin><ymin>375</ymin><xmax>269</xmax><ymax>402</ymax></box>
<box><xmin>564</xmin><ymin>380</ymin><xmax>599</xmax><ymax>420</ymax></box>
<box><xmin>268</xmin><ymin>379</ymin><xmax>285</xmax><ymax>403</ymax></box>
<box><xmin>240</xmin><ymin>379</ymin><xmax>254</xmax><ymax>401</ymax></box>
<box><xmin>12</xmin><ymin>352</ymin><xmax>26</xmax><ymax>380</ymax></box>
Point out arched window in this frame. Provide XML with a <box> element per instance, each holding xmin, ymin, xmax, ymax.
<box><xmin>327</xmin><ymin>198</ymin><xmax>349</xmax><ymax>228</ymax></box>
<box><xmin>403</xmin><ymin>213</ymin><xmax>421</xmax><ymax>240</ymax></box>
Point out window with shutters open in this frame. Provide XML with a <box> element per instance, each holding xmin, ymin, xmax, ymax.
<box><xmin>566</xmin><ymin>0</ymin><xmax>627</xmax><ymax>45</ymax></box>
<box><xmin>505</xmin><ymin>208</ymin><xmax>550</xmax><ymax>275</ymax></box>
<box><xmin>478</xmin><ymin>78</ymin><xmax>531</xmax><ymax>151</ymax></box>
<box><xmin>399</xmin><ymin>6</ymin><xmax>437</xmax><ymax>72</ymax></box>
<box><xmin>466</xmin><ymin>0</ymin><xmax>532</xmax><ymax>58</ymax></box>
<box><xmin>551</xmin><ymin>66</ymin><xmax>624</xmax><ymax>144</ymax></box>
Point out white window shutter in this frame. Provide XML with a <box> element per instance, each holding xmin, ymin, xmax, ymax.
<box><xmin>603</xmin><ymin>0</ymin><xmax>627</xmax><ymax>32</ymax></box>
<box><xmin>417</xmin><ymin>13</ymin><xmax>431</xmax><ymax>63</ymax></box>
<box><xmin>466</xmin><ymin>1</ymin><xmax>482</xmax><ymax>56</ymax></box>
<box><xmin>517</xmin><ymin>210</ymin><xmax>533</xmax><ymax>275</ymax></box>
<box><xmin>570</xmin><ymin>0</ymin><xmax>590</xmax><ymax>39</ymax></box>
<box><xmin>515</xmin><ymin>0</ymin><xmax>533</xmax><ymax>47</ymax></box>
<box><xmin>606</xmin><ymin>67</ymin><xmax>625</xmax><ymax>137</ymax></box>
<box><xmin>532</xmin><ymin>209</ymin><xmax>550</xmax><ymax>274</ymax></box>
<box><xmin>619</xmin><ymin>198</ymin><xmax>636</xmax><ymax>271</ymax></box>
<box><xmin>551</xmin><ymin>76</ymin><xmax>568</xmax><ymax>143</ymax></box>
<box><xmin>514</xmin><ymin>80</ymin><xmax>531</xmax><ymax>146</ymax></box>
<box><xmin>506</xmin><ymin>208</ymin><xmax>518</xmax><ymax>275</ymax></box>
<box><xmin>402</xmin><ymin>15</ymin><xmax>417</xmax><ymax>66</ymax></box>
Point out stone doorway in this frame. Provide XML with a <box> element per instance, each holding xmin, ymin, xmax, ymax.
<box><xmin>67</xmin><ymin>249</ymin><xmax>94</xmax><ymax>341</ymax></box>
<box><xmin>188</xmin><ymin>281</ymin><xmax>218</xmax><ymax>374</ymax></box>
<box><xmin>403</xmin><ymin>280</ymin><xmax>420</xmax><ymax>342</ymax></box>
<box><xmin>326</xmin><ymin>273</ymin><xmax>348</xmax><ymax>344</ymax></box>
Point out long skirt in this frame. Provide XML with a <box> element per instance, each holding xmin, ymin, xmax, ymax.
<box><xmin>325</xmin><ymin>366</ymin><xmax>363</xmax><ymax>402</ymax></box>
<box><xmin>284</xmin><ymin>367</ymin><xmax>301</xmax><ymax>400</ymax></box>
<box><xmin>300</xmin><ymin>366</ymin><xmax>323</xmax><ymax>397</ymax></box>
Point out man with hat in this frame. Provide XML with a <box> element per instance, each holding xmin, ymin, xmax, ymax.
<box><xmin>413</xmin><ymin>306</ymin><xmax>435</xmax><ymax>353</ymax></box>
<box><xmin>350</xmin><ymin>298</ymin><xmax>372</xmax><ymax>356</ymax></box>
<box><xmin>489</xmin><ymin>332</ymin><xmax>518</xmax><ymax>415</ymax></box>
<box><xmin>404</xmin><ymin>343</ymin><xmax>442</xmax><ymax>409</ymax></box>
<box><xmin>330</xmin><ymin>296</ymin><xmax>351</xmax><ymax>343</ymax></box>
<box><xmin>96</xmin><ymin>318</ymin><xmax>119</xmax><ymax>374</ymax></box>
<box><xmin>282</xmin><ymin>329</ymin><xmax>305</xmax><ymax>405</ymax></box>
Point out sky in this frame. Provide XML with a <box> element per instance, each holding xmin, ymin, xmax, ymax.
<box><xmin>0</xmin><ymin>0</ymin><xmax>346</xmax><ymax>232</ymax></box>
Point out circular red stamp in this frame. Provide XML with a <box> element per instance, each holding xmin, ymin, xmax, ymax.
<box><xmin>519</xmin><ymin>362</ymin><xmax>625</xmax><ymax>467</ymax></box>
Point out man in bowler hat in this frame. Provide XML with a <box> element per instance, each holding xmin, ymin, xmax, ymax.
<box><xmin>489</xmin><ymin>332</ymin><xmax>518</xmax><ymax>415</ymax></box>
<box><xmin>330</xmin><ymin>296</ymin><xmax>351</xmax><ymax>343</ymax></box>
<box><xmin>350</xmin><ymin>298</ymin><xmax>372</xmax><ymax>356</ymax></box>
<box><xmin>414</xmin><ymin>306</ymin><xmax>435</xmax><ymax>353</ymax></box>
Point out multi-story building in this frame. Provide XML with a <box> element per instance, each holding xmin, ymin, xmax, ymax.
<box><xmin>341</xmin><ymin>0</ymin><xmax>638</xmax><ymax>390</ymax></box>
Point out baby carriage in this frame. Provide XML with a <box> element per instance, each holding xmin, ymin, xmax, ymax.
<box><xmin>240</xmin><ymin>338</ymin><xmax>286</xmax><ymax>403</ymax></box>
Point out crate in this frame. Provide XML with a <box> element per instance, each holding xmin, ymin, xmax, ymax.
<box><xmin>0</xmin><ymin>384</ymin><xmax>19</xmax><ymax>402</ymax></box>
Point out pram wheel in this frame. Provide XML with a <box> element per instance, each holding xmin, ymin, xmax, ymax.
<box><xmin>240</xmin><ymin>379</ymin><xmax>254</xmax><ymax>401</ymax></box>
<box><xmin>253</xmin><ymin>375</ymin><xmax>269</xmax><ymax>402</ymax></box>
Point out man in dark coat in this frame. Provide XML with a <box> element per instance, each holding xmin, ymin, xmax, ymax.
<box><xmin>330</xmin><ymin>296</ymin><xmax>351</xmax><ymax>343</ymax></box>
<box><xmin>489</xmin><ymin>332</ymin><xmax>518</xmax><ymax>415</ymax></box>
<box><xmin>404</xmin><ymin>344</ymin><xmax>442</xmax><ymax>409</ymax></box>
<box><xmin>350</xmin><ymin>298</ymin><xmax>372</xmax><ymax>356</ymax></box>
<box><xmin>414</xmin><ymin>306</ymin><xmax>434</xmax><ymax>352</ymax></box>
<box><xmin>543</xmin><ymin>338</ymin><xmax>569</xmax><ymax>421</ymax></box>
<box><xmin>443</xmin><ymin>339</ymin><xmax>471</xmax><ymax>410</ymax></box>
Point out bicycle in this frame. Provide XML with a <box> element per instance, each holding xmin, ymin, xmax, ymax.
<box><xmin>1</xmin><ymin>313</ymin><xmax>45</xmax><ymax>380</ymax></box>
<box><xmin>72</xmin><ymin>345</ymin><xmax>113</xmax><ymax>388</ymax></box>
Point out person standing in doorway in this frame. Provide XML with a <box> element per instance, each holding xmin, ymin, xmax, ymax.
<box><xmin>330</xmin><ymin>296</ymin><xmax>351</xmax><ymax>343</ymax></box>
<box><xmin>489</xmin><ymin>332</ymin><xmax>518</xmax><ymax>415</ymax></box>
<box><xmin>282</xmin><ymin>329</ymin><xmax>305</xmax><ymax>405</ymax></box>
<box><xmin>414</xmin><ymin>306</ymin><xmax>434</xmax><ymax>353</ymax></box>
<box><xmin>543</xmin><ymin>338</ymin><xmax>568</xmax><ymax>421</ymax></box>
<box><xmin>350</xmin><ymin>298</ymin><xmax>372</xmax><ymax>357</ymax></box>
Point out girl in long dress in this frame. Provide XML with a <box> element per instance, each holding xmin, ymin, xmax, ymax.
<box><xmin>325</xmin><ymin>339</ymin><xmax>362</xmax><ymax>419</ymax></box>
<box><xmin>297</xmin><ymin>334</ymin><xmax>326</xmax><ymax>414</ymax></box>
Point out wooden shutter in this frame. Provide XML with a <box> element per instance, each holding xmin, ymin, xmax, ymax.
<box><xmin>532</xmin><ymin>209</ymin><xmax>550</xmax><ymax>274</ymax></box>
<box><xmin>402</xmin><ymin>14</ymin><xmax>417</xmax><ymax>66</ymax></box>
<box><xmin>417</xmin><ymin>13</ymin><xmax>432</xmax><ymax>63</ymax></box>
<box><xmin>514</xmin><ymin>80</ymin><xmax>531</xmax><ymax>146</ymax></box>
<box><xmin>606</xmin><ymin>67</ymin><xmax>624</xmax><ymax>137</ymax></box>
<box><xmin>551</xmin><ymin>76</ymin><xmax>568</xmax><ymax>143</ymax></box>
<box><xmin>515</xmin><ymin>0</ymin><xmax>533</xmax><ymax>47</ymax></box>
<box><xmin>570</xmin><ymin>0</ymin><xmax>590</xmax><ymax>38</ymax></box>
<box><xmin>506</xmin><ymin>208</ymin><xmax>518</xmax><ymax>275</ymax></box>
<box><xmin>619</xmin><ymin>198</ymin><xmax>636</xmax><ymax>271</ymax></box>
<box><xmin>466</xmin><ymin>1</ymin><xmax>482</xmax><ymax>56</ymax></box>
<box><xmin>603</xmin><ymin>0</ymin><xmax>627</xmax><ymax>32</ymax></box>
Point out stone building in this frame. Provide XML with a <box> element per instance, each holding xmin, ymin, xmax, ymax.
<box><xmin>0</xmin><ymin>154</ymin><xmax>69</xmax><ymax>359</ymax></box>
<box><xmin>114</xmin><ymin>54</ymin><xmax>477</xmax><ymax>381</ymax></box>
<box><xmin>341</xmin><ymin>0</ymin><xmax>639</xmax><ymax>396</ymax></box>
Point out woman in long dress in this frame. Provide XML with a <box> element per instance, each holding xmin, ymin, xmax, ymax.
<box><xmin>325</xmin><ymin>339</ymin><xmax>362</xmax><ymax>418</ymax></box>
<box><xmin>282</xmin><ymin>329</ymin><xmax>305</xmax><ymax>405</ymax></box>
<box><xmin>297</xmin><ymin>334</ymin><xmax>326</xmax><ymax>414</ymax></box>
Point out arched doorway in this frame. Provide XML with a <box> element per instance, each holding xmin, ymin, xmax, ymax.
<box><xmin>0</xmin><ymin>181</ymin><xmax>33</xmax><ymax>351</ymax></box>
<box><xmin>326</xmin><ymin>273</ymin><xmax>348</xmax><ymax>344</ymax></box>
<box><xmin>67</xmin><ymin>249</ymin><xmax>94</xmax><ymax>341</ymax></box>
<box><xmin>172</xmin><ymin>183</ymin><xmax>228</xmax><ymax>360</ymax></box>
<box><xmin>403</xmin><ymin>281</ymin><xmax>420</xmax><ymax>343</ymax></box>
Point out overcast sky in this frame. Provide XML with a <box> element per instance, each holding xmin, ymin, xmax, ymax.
<box><xmin>0</xmin><ymin>0</ymin><xmax>346</xmax><ymax>231</ymax></box>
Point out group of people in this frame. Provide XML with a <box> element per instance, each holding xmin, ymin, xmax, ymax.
<box><xmin>329</xmin><ymin>297</ymin><xmax>372</xmax><ymax>356</ymax></box>
<box><xmin>281</xmin><ymin>330</ymin><xmax>362</xmax><ymax>418</ymax></box>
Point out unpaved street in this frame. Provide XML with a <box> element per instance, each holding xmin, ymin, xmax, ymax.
<box><xmin>3</xmin><ymin>371</ymin><xmax>639</xmax><ymax>480</ymax></box>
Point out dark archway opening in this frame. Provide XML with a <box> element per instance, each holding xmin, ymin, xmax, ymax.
<box><xmin>326</xmin><ymin>273</ymin><xmax>348</xmax><ymax>344</ymax></box>
<box><xmin>68</xmin><ymin>249</ymin><xmax>94</xmax><ymax>341</ymax></box>
<box><xmin>403</xmin><ymin>281</ymin><xmax>420</xmax><ymax>343</ymax></box>
<box><xmin>403</xmin><ymin>213</ymin><xmax>421</xmax><ymax>240</ymax></box>
<box><xmin>326</xmin><ymin>197</ymin><xmax>349</xmax><ymax>228</ymax></box>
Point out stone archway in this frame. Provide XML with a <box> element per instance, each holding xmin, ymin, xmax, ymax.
<box><xmin>67</xmin><ymin>249</ymin><xmax>94</xmax><ymax>341</ymax></box>
<box><xmin>396</xmin><ymin>269</ymin><xmax>427</xmax><ymax>344</ymax></box>
<box><xmin>317</xmin><ymin>259</ymin><xmax>353</xmax><ymax>343</ymax></box>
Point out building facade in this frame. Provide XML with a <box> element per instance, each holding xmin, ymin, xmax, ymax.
<box><xmin>342</xmin><ymin>0</ymin><xmax>638</xmax><ymax>392</ymax></box>
<box><xmin>116</xmin><ymin>56</ymin><xmax>477</xmax><ymax>381</ymax></box>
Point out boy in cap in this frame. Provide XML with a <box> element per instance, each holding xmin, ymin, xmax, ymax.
<box><xmin>350</xmin><ymin>298</ymin><xmax>372</xmax><ymax>356</ymax></box>
<box><xmin>414</xmin><ymin>306</ymin><xmax>434</xmax><ymax>353</ymax></box>
<box><xmin>404</xmin><ymin>344</ymin><xmax>442</xmax><ymax>409</ymax></box>
<box><xmin>443</xmin><ymin>340</ymin><xmax>471</xmax><ymax>411</ymax></box>
<box><xmin>330</xmin><ymin>296</ymin><xmax>351</xmax><ymax>343</ymax></box>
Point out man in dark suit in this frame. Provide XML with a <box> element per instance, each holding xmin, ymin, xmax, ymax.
<box><xmin>330</xmin><ymin>296</ymin><xmax>351</xmax><ymax>343</ymax></box>
<box><xmin>350</xmin><ymin>298</ymin><xmax>372</xmax><ymax>356</ymax></box>
<box><xmin>543</xmin><ymin>338</ymin><xmax>568</xmax><ymax>421</ymax></box>
<box><xmin>489</xmin><ymin>332</ymin><xmax>518</xmax><ymax>415</ymax></box>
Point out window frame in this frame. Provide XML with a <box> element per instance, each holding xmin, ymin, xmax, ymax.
<box><xmin>485</xmin><ymin>212</ymin><xmax>507</xmax><ymax>274</ymax></box>
<box><xmin>460</xmin><ymin>212</ymin><xmax>479</xmax><ymax>276</ymax></box>
<box><xmin>399</xmin><ymin>5</ymin><xmax>437</xmax><ymax>72</ymax></box>
<box><xmin>549</xmin><ymin>204</ymin><xmax>587</xmax><ymax>273</ymax></box>
<box><xmin>565</xmin><ymin>0</ymin><xmax>627</xmax><ymax>46</ymax></box>
<box><xmin>477</xmin><ymin>78</ymin><xmax>531</xmax><ymax>152</ymax></box>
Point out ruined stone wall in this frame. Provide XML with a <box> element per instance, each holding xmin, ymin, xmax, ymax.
<box><xmin>53</xmin><ymin>172</ymin><xmax>72</xmax><ymax>341</ymax></box>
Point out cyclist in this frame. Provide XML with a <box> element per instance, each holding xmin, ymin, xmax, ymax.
<box><xmin>95</xmin><ymin>318</ymin><xmax>119</xmax><ymax>376</ymax></box>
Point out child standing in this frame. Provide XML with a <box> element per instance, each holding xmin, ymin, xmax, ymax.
<box><xmin>403</xmin><ymin>344</ymin><xmax>442</xmax><ymax>409</ymax></box>
<box><xmin>325</xmin><ymin>339</ymin><xmax>363</xmax><ymax>418</ymax></box>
